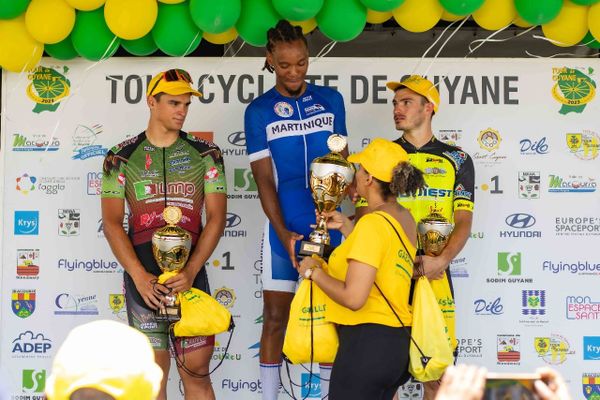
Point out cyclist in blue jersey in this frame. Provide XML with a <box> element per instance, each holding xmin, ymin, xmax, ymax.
<box><xmin>244</xmin><ymin>20</ymin><xmax>348</xmax><ymax>400</ymax></box>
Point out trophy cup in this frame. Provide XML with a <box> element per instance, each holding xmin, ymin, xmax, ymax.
<box><xmin>417</xmin><ymin>206</ymin><xmax>454</xmax><ymax>256</ymax></box>
<box><xmin>299</xmin><ymin>134</ymin><xmax>355</xmax><ymax>259</ymax></box>
<box><xmin>152</xmin><ymin>206</ymin><xmax>191</xmax><ymax>322</ymax></box>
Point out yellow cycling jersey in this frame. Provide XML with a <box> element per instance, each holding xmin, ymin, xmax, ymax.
<box><xmin>357</xmin><ymin>136</ymin><xmax>475</xmax><ymax>224</ymax></box>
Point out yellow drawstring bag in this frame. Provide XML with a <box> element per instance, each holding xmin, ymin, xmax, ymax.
<box><xmin>408</xmin><ymin>276</ymin><xmax>454</xmax><ymax>382</ymax></box>
<box><xmin>283</xmin><ymin>279</ymin><xmax>339</xmax><ymax>364</ymax></box>
<box><xmin>430</xmin><ymin>274</ymin><xmax>457</xmax><ymax>350</ymax></box>
<box><xmin>157</xmin><ymin>271</ymin><xmax>233</xmax><ymax>337</ymax></box>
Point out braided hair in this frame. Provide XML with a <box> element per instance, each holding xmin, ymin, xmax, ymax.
<box><xmin>263</xmin><ymin>20</ymin><xmax>308</xmax><ymax>73</ymax></box>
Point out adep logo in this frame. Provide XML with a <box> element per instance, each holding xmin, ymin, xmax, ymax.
<box><xmin>27</xmin><ymin>65</ymin><xmax>70</xmax><ymax>113</ymax></box>
<box><xmin>566</xmin><ymin>131</ymin><xmax>599</xmax><ymax>160</ymax></box>
<box><xmin>500</xmin><ymin>213</ymin><xmax>541</xmax><ymax>238</ymax></box>
<box><xmin>223</xmin><ymin>212</ymin><xmax>247</xmax><ymax>238</ymax></box>
<box><xmin>12</xmin><ymin>133</ymin><xmax>60</xmax><ymax>151</ymax></box>
<box><xmin>497</xmin><ymin>334</ymin><xmax>520</xmax><ymax>364</ymax></box>
<box><xmin>22</xmin><ymin>368</ymin><xmax>46</xmax><ymax>393</ymax></box>
<box><xmin>58</xmin><ymin>209</ymin><xmax>80</xmax><ymax>236</ymax></box>
<box><xmin>12</xmin><ymin>290</ymin><xmax>36</xmax><ymax>319</ymax></box>
<box><xmin>301</xmin><ymin>373</ymin><xmax>321</xmax><ymax>398</ymax></box>
<box><xmin>582</xmin><ymin>373</ymin><xmax>600</xmax><ymax>399</ymax></box>
<box><xmin>17</xmin><ymin>249</ymin><xmax>40</xmax><ymax>279</ymax></box>
<box><xmin>552</xmin><ymin>66</ymin><xmax>596</xmax><ymax>115</ymax></box>
<box><xmin>543</xmin><ymin>260</ymin><xmax>600</xmax><ymax>275</ymax></box>
<box><xmin>518</xmin><ymin>171</ymin><xmax>540</xmax><ymax>199</ymax></box>
<box><xmin>534</xmin><ymin>334</ymin><xmax>574</xmax><ymax>365</ymax></box>
<box><xmin>12</xmin><ymin>331</ymin><xmax>52</xmax><ymax>358</ymax></box>
<box><xmin>583</xmin><ymin>336</ymin><xmax>600</xmax><ymax>360</ymax></box>
<box><xmin>519</xmin><ymin>137</ymin><xmax>549</xmax><ymax>155</ymax></box>
<box><xmin>555</xmin><ymin>216</ymin><xmax>600</xmax><ymax>236</ymax></box>
<box><xmin>72</xmin><ymin>124</ymin><xmax>108</xmax><ymax>160</ymax></box>
<box><xmin>548</xmin><ymin>174</ymin><xmax>596</xmax><ymax>193</ymax></box>
<box><xmin>54</xmin><ymin>293</ymin><xmax>99</xmax><ymax>315</ymax></box>
<box><xmin>14</xmin><ymin>211</ymin><xmax>39</xmax><ymax>235</ymax></box>
<box><xmin>566</xmin><ymin>296</ymin><xmax>600</xmax><ymax>320</ymax></box>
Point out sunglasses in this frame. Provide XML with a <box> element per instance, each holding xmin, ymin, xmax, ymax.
<box><xmin>148</xmin><ymin>69</ymin><xmax>193</xmax><ymax>96</ymax></box>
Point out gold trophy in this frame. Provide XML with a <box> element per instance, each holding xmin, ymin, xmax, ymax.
<box><xmin>299</xmin><ymin>134</ymin><xmax>355</xmax><ymax>259</ymax></box>
<box><xmin>417</xmin><ymin>206</ymin><xmax>454</xmax><ymax>256</ymax></box>
<box><xmin>152</xmin><ymin>206</ymin><xmax>191</xmax><ymax>322</ymax></box>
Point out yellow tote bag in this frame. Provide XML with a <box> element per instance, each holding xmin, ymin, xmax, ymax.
<box><xmin>408</xmin><ymin>276</ymin><xmax>454</xmax><ymax>382</ymax></box>
<box><xmin>430</xmin><ymin>274</ymin><xmax>457</xmax><ymax>350</ymax></box>
<box><xmin>283</xmin><ymin>279</ymin><xmax>339</xmax><ymax>364</ymax></box>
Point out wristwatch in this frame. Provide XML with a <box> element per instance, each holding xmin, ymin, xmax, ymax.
<box><xmin>304</xmin><ymin>267</ymin><xmax>315</xmax><ymax>280</ymax></box>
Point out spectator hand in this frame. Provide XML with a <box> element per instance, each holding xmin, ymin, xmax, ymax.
<box><xmin>534</xmin><ymin>367</ymin><xmax>572</xmax><ymax>400</ymax></box>
<box><xmin>435</xmin><ymin>365</ymin><xmax>487</xmax><ymax>400</ymax></box>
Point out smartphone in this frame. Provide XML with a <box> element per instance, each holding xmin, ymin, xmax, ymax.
<box><xmin>484</xmin><ymin>372</ymin><xmax>541</xmax><ymax>400</ymax></box>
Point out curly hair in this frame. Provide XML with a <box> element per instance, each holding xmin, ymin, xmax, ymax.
<box><xmin>374</xmin><ymin>161</ymin><xmax>426</xmax><ymax>199</ymax></box>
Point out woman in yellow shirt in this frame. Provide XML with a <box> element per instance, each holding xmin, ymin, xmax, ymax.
<box><xmin>298</xmin><ymin>138</ymin><xmax>425</xmax><ymax>400</ymax></box>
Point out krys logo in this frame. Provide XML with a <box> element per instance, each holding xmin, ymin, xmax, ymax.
<box><xmin>552</xmin><ymin>66</ymin><xmax>596</xmax><ymax>115</ymax></box>
<box><xmin>222</xmin><ymin>131</ymin><xmax>247</xmax><ymax>157</ymax></box>
<box><xmin>566</xmin><ymin>131</ymin><xmax>599</xmax><ymax>160</ymax></box>
<box><xmin>22</xmin><ymin>369</ymin><xmax>46</xmax><ymax>393</ymax></box>
<box><xmin>14</xmin><ymin>211</ymin><xmax>39</xmax><ymax>235</ymax></box>
<box><xmin>27</xmin><ymin>65</ymin><xmax>70</xmax><ymax>113</ymax></box>
<box><xmin>301</xmin><ymin>373</ymin><xmax>321</xmax><ymax>398</ymax></box>
<box><xmin>583</xmin><ymin>336</ymin><xmax>600</xmax><ymax>360</ymax></box>
<box><xmin>12</xmin><ymin>331</ymin><xmax>52</xmax><ymax>357</ymax></box>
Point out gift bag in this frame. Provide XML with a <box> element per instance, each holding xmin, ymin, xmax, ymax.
<box><xmin>408</xmin><ymin>276</ymin><xmax>454</xmax><ymax>382</ymax></box>
<box><xmin>283</xmin><ymin>279</ymin><xmax>338</xmax><ymax>364</ymax></box>
<box><xmin>430</xmin><ymin>273</ymin><xmax>457</xmax><ymax>350</ymax></box>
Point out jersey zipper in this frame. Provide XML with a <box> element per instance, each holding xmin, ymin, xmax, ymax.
<box><xmin>162</xmin><ymin>147</ymin><xmax>168</xmax><ymax>208</ymax></box>
<box><xmin>295</xmin><ymin>100</ymin><xmax>309</xmax><ymax>189</ymax></box>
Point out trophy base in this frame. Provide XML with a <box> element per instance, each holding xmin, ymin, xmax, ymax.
<box><xmin>154</xmin><ymin>305</ymin><xmax>181</xmax><ymax>322</ymax></box>
<box><xmin>299</xmin><ymin>240</ymin><xmax>333</xmax><ymax>261</ymax></box>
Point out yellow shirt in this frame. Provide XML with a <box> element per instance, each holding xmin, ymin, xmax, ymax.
<box><xmin>326</xmin><ymin>211</ymin><xmax>415</xmax><ymax>327</ymax></box>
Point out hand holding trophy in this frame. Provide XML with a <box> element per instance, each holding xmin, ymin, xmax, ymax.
<box><xmin>299</xmin><ymin>134</ymin><xmax>355</xmax><ymax>260</ymax></box>
<box><xmin>152</xmin><ymin>206</ymin><xmax>191</xmax><ymax>322</ymax></box>
<box><xmin>417</xmin><ymin>206</ymin><xmax>454</xmax><ymax>256</ymax></box>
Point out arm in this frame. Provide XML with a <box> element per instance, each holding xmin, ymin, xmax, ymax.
<box><xmin>101</xmin><ymin>197</ymin><xmax>168</xmax><ymax>310</ymax></box>
<box><xmin>164</xmin><ymin>192</ymin><xmax>227</xmax><ymax>293</ymax></box>
<box><xmin>251</xmin><ymin>157</ymin><xmax>303</xmax><ymax>268</ymax></box>
<box><xmin>298</xmin><ymin>257</ymin><xmax>376</xmax><ymax>311</ymax></box>
<box><xmin>420</xmin><ymin>210</ymin><xmax>472</xmax><ymax>279</ymax></box>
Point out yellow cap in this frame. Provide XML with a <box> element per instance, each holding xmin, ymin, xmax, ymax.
<box><xmin>147</xmin><ymin>69</ymin><xmax>202</xmax><ymax>97</ymax></box>
<box><xmin>45</xmin><ymin>320</ymin><xmax>163</xmax><ymax>400</ymax></box>
<box><xmin>386</xmin><ymin>75</ymin><xmax>440</xmax><ymax>113</ymax></box>
<box><xmin>348</xmin><ymin>138</ymin><xmax>409</xmax><ymax>182</ymax></box>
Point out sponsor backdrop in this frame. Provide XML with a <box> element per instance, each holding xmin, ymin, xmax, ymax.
<box><xmin>1</xmin><ymin>58</ymin><xmax>599</xmax><ymax>399</ymax></box>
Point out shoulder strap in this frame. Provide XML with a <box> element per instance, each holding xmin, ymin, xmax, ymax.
<box><xmin>373</xmin><ymin>211</ymin><xmax>414</xmax><ymax>266</ymax></box>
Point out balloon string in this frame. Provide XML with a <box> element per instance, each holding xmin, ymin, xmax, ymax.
<box><xmin>313</xmin><ymin>40</ymin><xmax>337</xmax><ymax>62</ymax></box>
<box><xmin>413</xmin><ymin>18</ymin><xmax>462</xmax><ymax>75</ymax></box>
<box><xmin>526</xmin><ymin>50</ymin><xmax>600</xmax><ymax>58</ymax></box>
<box><xmin>198</xmin><ymin>39</ymin><xmax>246</xmax><ymax>90</ymax></box>
<box><xmin>422</xmin><ymin>17</ymin><xmax>469</xmax><ymax>77</ymax></box>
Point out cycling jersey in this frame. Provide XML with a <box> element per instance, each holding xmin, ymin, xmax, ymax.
<box><xmin>245</xmin><ymin>83</ymin><xmax>347</xmax><ymax>291</ymax></box>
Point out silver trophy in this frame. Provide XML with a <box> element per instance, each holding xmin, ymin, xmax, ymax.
<box><xmin>417</xmin><ymin>208</ymin><xmax>454</xmax><ymax>256</ymax></box>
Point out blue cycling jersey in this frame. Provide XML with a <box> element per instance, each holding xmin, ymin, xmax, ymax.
<box><xmin>245</xmin><ymin>83</ymin><xmax>347</xmax><ymax>227</ymax></box>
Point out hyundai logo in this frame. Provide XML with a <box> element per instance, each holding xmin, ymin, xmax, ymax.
<box><xmin>227</xmin><ymin>131</ymin><xmax>246</xmax><ymax>147</ymax></box>
<box><xmin>225</xmin><ymin>213</ymin><xmax>241</xmax><ymax>228</ymax></box>
<box><xmin>505</xmin><ymin>213</ymin><xmax>536</xmax><ymax>229</ymax></box>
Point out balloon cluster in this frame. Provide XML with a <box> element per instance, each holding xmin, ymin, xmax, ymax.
<box><xmin>1</xmin><ymin>0</ymin><xmax>599</xmax><ymax>72</ymax></box>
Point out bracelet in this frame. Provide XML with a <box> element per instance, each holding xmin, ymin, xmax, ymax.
<box><xmin>304</xmin><ymin>267</ymin><xmax>315</xmax><ymax>280</ymax></box>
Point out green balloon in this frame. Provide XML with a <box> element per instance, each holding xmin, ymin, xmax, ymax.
<box><xmin>272</xmin><ymin>0</ymin><xmax>324</xmax><ymax>21</ymax></box>
<box><xmin>236</xmin><ymin>0</ymin><xmax>280</xmax><ymax>47</ymax></box>
<box><xmin>359</xmin><ymin>0</ymin><xmax>404</xmax><ymax>12</ymax></box>
<box><xmin>190</xmin><ymin>0</ymin><xmax>240</xmax><ymax>34</ymax></box>
<box><xmin>122</xmin><ymin>32</ymin><xmax>157</xmax><ymax>56</ymax></box>
<box><xmin>45</xmin><ymin>36</ymin><xmax>78</xmax><ymax>60</ymax></box>
<box><xmin>316</xmin><ymin>0</ymin><xmax>366</xmax><ymax>42</ymax></box>
<box><xmin>152</xmin><ymin>2</ymin><xmax>202</xmax><ymax>56</ymax></box>
<box><xmin>582</xmin><ymin>31</ymin><xmax>600</xmax><ymax>49</ymax></box>
<box><xmin>0</xmin><ymin>0</ymin><xmax>30</xmax><ymax>19</ymax></box>
<box><xmin>514</xmin><ymin>0</ymin><xmax>563</xmax><ymax>25</ymax></box>
<box><xmin>72</xmin><ymin>8</ymin><xmax>120</xmax><ymax>61</ymax></box>
<box><xmin>571</xmin><ymin>0</ymin><xmax>600</xmax><ymax>4</ymax></box>
<box><xmin>439</xmin><ymin>0</ymin><xmax>484</xmax><ymax>16</ymax></box>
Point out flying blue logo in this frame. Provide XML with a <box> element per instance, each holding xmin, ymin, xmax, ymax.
<box><xmin>14</xmin><ymin>211</ymin><xmax>39</xmax><ymax>235</ymax></box>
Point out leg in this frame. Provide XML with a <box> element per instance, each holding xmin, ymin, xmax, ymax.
<box><xmin>423</xmin><ymin>380</ymin><xmax>441</xmax><ymax>400</ymax></box>
<box><xmin>155</xmin><ymin>350</ymin><xmax>170</xmax><ymax>400</ymax></box>
<box><xmin>175</xmin><ymin>336</ymin><xmax>216</xmax><ymax>400</ymax></box>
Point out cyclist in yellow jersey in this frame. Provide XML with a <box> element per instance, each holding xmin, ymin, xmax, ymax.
<box><xmin>356</xmin><ymin>76</ymin><xmax>474</xmax><ymax>400</ymax></box>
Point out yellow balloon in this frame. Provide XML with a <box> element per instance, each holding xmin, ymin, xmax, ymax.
<box><xmin>158</xmin><ymin>0</ymin><xmax>185</xmax><ymax>3</ymax></box>
<box><xmin>393</xmin><ymin>0</ymin><xmax>443</xmax><ymax>33</ymax></box>
<box><xmin>473</xmin><ymin>0</ymin><xmax>516</xmax><ymax>30</ymax></box>
<box><xmin>367</xmin><ymin>9</ymin><xmax>392</xmax><ymax>24</ymax></box>
<box><xmin>104</xmin><ymin>0</ymin><xmax>157</xmax><ymax>40</ymax></box>
<box><xmin>0</xmin><ymin>16</ymin><xmax>43</xmax><ymax>72</ymax></box>
<box><xmin>589</xmin><ymin>3</ymin><xmax>600</xmax><ymax>41</ymax></box>
<box><xmin>542</xmin><ymin>0</ymin><xmax>588</xmax><ymax>47</ymax></box>
<box><xmin>513</xmin><ymin>15</ymin><xmax>533</xmax><ymax>28</ymax></box>
<box><xmin>65</xmin><ymin>0</ymin><xmax>105</xmax><ymax>11</ymax></box>
<box><xmin>290</xmin><ymin>18</ymin><xmax>317</xmax><ymax>34</ymax></box>
<box><xmin>203</xmin><ymin>27</ymin><xmax>238</xmax><ymax>44</ymax></box>
<box><xmin>25</xmin><ymin>0</ymin><xmax>75</xmax><ymax>44</ymax></box>
<box><xmin>441</xmin><ymin>10</ymin><xmax>463</xmax><ymax>21</ymax></box>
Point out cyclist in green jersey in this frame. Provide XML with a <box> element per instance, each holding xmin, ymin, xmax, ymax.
<box><xmin>101</xmin><ymin>69</ymin><xmax>227</xmax><ymax>400</ymax></box>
